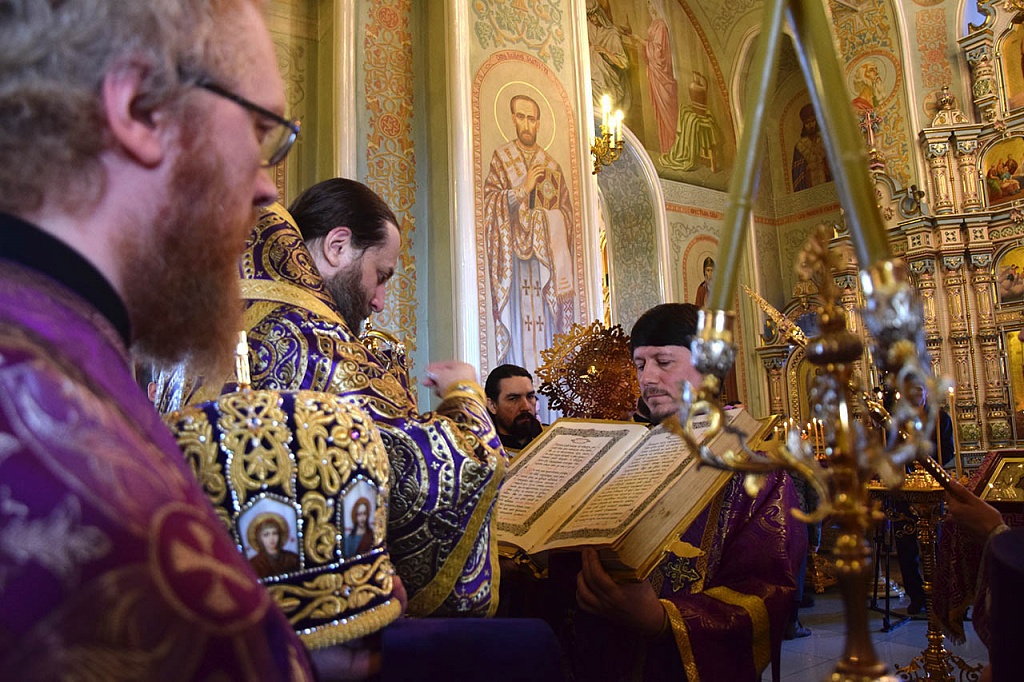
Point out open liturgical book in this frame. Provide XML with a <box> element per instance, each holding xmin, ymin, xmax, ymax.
<box><xmin>495</xmin><ymin>407</ymin><xmax>763</xmax><ymax>580</ymax></box>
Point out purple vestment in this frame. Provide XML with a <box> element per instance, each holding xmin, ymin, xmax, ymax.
<box><xmin>162</xmin><ymin>204</ymin><xmax>508</xmax><ymax>617</ymax></box>
<box><xmin>576</xmin><ymin>470</ymin><xmax>804</xmax><ymax>681</ymax></box>
<box><xmin>0</xmin><ymin>256</ymin><xmax>312</xmax><ymax>679</ymax></box>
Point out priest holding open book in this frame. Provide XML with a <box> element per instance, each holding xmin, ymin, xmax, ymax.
<box><xmin>569</xmin><ymin>303</ymin><xmax>807</xmax><ymax>681</ymax></box>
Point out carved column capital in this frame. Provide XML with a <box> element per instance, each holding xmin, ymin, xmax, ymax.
<box><xmin>956</xmin><ymin>139</ymin><xmax>978</xmax><ymax>156</ymax></box>
<box><xmin>943</xmin><ymin>255</ymin><xmax>965</xmax><ymax>272</ymax></box>
<box><xmin>909</xmin><ymin>257</ymin><xmax>937</xmax><ymax>279</ymax></box>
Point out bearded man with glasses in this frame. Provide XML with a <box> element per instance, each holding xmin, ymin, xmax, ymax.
<box><xmin>0</xmin><ymin>0</ymin><xmax>325</xmax><ymax>678</ymax></box>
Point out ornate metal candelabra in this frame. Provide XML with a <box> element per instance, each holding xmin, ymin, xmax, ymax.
<box><xmin>667</xmin><ymin>1</ymin><xmax>958</xmax><ymax>680</ymax></box>
<box><xmin>868</xmin><ymin>475</ymin><xmax>985</xmax><ymax>681</ymax></box>
<box><xmin>591</xmin><ymin>94</ymin><xmax>624</xmax><ymax>174</ymax></box>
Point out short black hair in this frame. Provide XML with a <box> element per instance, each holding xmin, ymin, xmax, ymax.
<box><xmin>485</xmin><ymin>364</ymin><xmax>533</xmax><ymax>401</ymax></box>
<box><xmin>630</xmin><ymin>303</ymin><xmax>700</xmax><ymax>352</ymax></box>
<box><xmin>288</xmin><ymin>178</ymin><xmax>399</xmax><ymax>251</ymax></box>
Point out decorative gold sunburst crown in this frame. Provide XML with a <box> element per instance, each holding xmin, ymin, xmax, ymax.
<box><xmin>536</xmin><ymin>320</ymin><xmax>639</xmax><ymax>420</ymax></box>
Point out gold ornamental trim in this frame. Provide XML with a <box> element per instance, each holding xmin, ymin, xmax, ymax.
<box><xmin>240</xmin><ymin>279</ymin><xmax>344</xmax><ymax>327</ymax></box>
<box><xmin>693</xmin><ymin>491</ymin><xmax>726</xmax><ymax>593</ymax></box>
<box><xmin>486</xmin><ymin>499</ymin><xmax>501</xmax><ymax>617</ymax></box>
<box><xmin>294</xmin><ymin>598</ymin><xmax>402</xmax><ymax>650</ymax></box>
<box><xmin>405</xmin><ymin>455</ymin><xmax>506</xmax><ymax>616</ymax></box>
<box><xmin>704</xmin><ymin>585</ymin><xmax>771</xmax><ymax>673</ymax></box>
<box><xmin>441</xmin><ymin>380</ymin><xmax>486</xmax><ymax>405</ymax></box>
<box><xmin>661</xmin><ymin>599</ymin><xmax>700</xmax><ymax>682</ymax></box>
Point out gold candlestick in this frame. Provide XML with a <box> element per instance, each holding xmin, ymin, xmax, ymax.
<box><xmin>870</xmin><ymin>481</ymin><xmax>985</xmax><ymax>681</ymax></box>
<box><xmin>591</xmin><ymin>94</ymin><xmax>624</xmax><ymax>174</ymax></box>
<box><xmin>706</xmin><ymin>0</ymin><xmax>786</xmax><ymax>311</ymax></box>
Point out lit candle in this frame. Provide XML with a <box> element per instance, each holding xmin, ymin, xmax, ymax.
<box><xmin>614</xmin><ymin>110</ymin><xmax>624</xmax><ymax>145</ymax></box>
<box><xmin>601</xmin><ymin>94</ymin><xmax>611</xmax><ymax>132</ymax></box>
<box><xmin>948</xmin><ymin>385</ymin><xmax>962</xmax><ymax>479</ymax></box>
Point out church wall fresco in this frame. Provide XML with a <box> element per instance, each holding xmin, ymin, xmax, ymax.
<box><xmin>777</xmin><ymin>218</ymin><xmax>825</xmax><ymax>303</ymax></box>
<box><xmin>587</xmin><ymin>0</ymin><xmax>736</xmax><ymax>191</ymax></box>
<box><xmin>471</xmin><ymin>50</ymin><xmax>588</xmax><ymax>378</ymax></box>
<box><xmin>758</xmin><ymin>40</ymin><xmax>830</xmax><ymax>202</ymax></box>
<box><xmin>261</xmin><ymin>0</ymin><xmax>1024</xmax><ymax>452</ymax></box>
<box><xmin>472</xmin><ymin>0</ymin><xmax>568</xmax><ymax>71</ymax></box>
<box><xmin>264</xmin><ymin>1</ymin><xmax>429</xmax><ymax>400</ymax></box>
<box><xmin>663</xmin><ymin>194</ymin><xmax>748</xmax><ymax>403</ymax></box>
<box><xmin>913</xmin><ymin>6</ymin><xmax>956</xmax><ymax>121</ymax></box>
<box><xmin>664</xmin><ymin>207</ymin><xmax>721</xmax><ymax>305</ymax></box>
<box><xmin>267</xmin><ymin>1</ymin><xmax>318</xmax><ymax>204</ymax></box>
<box><xmin>363</xmin><ymin>0</ymin><xmax>421</xmax><ymax>370</ymax></box>
<box><xmin>1005</xmin><ymin>328</ymin><xmax>1024</xmax><ymax>448</ymax></box>
<box><xmin>681</xmin><ymin>234</ymin><xmax>716</xmax><ymax>306</ymax></box>
<box><xmin>781</xmin><ymin>95</ymin><xmax>833</xmax><ymax>194</ymax></box>
<box><xmin>594</xmin><ymin>146</ymin><xmax>661</xmax><ymax>332</ymax></box>
<box><xmin>831</xmin><ymin>0</ymin><xmax>914</xmax><ymax>187</ymax></box>
<box><xmin>754</xmin><ymin>221</ymin><xmax>782</xmax><ymax>308</ymax></box>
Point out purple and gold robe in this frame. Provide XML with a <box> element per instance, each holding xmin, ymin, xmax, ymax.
<box><xmin>180</xmin><ymin>204</ymin><xmax>507</xmax><ymax>618</ymax></box>
<box><xmin>576</xmin><ymin>470</ymin><xmax>804</xmax><ymax>681</ymax></box>
<box><xmin>0</xmin><ymin>231</ymin><xmax>312</xmax><ymax>679</ymax></box>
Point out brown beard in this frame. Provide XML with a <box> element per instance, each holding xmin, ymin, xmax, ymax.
<box><xmin>323</xmin><ymin>261</ymin><xmax>371</xmax><ymax>335</ymax></box>
<box><xmin>120</xmin><ymin>122</ymin><xmax>250</xmax><ymax>378</ymax></box>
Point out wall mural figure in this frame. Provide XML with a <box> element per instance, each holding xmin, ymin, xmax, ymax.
<box><xmin>483</xmin><ymin>87</ymin><xmax>575</xmax><ymax>376</ymax></box>
<box><xmin>684</xmin><ymin>242</ymin><xmax>740</xmax><ymax>403</ymax></box>
<box><xmin>984</xmin><ymin>138</ymin><xmax>1024</xmax><ymax>207</ymax></box>
<box><xmin>996</xmin><ymin>243</ymin><xmax>1024</xmax><ymax>305</ymax></box>
<box><xmin>850</xmin><ymin>59</ymin><xmax>883</xmax><ymax>117</ymax></box>
<box><xmin>694</xmin><ymin>256</ymin><xmax>713</xmax><ymax>308</ymax></box>
<box><xmin>587</xmin><ymin>0</ymin><xmax>630</xmax><ymax>112</ymax></box>
<box><xmin>791</xmin><ymin>103</ymin><xmax>832</xmax><ymax>191</ymax></box>
<box><xmin>846</xmin><ymin>54</ymin><xmax>900</xmax><ymax>171</ymax></box>
<box><xmin>660</xmin><ymin>71</ymin><xmax>720</xmax><ymax>173</ymax></box>
<box><xmin>642</xmin><ymin>0</ymin><xmax>677</xmax><ymax>153</ymax></box>
<box><xmin>1010</xmin><ymin>330</ymin><xmax>1024</xmax><ymax>442</ymax></box>
<box><xmin>585</xmin><ymin>0</ymin><xmax>734</xmax><ymax>189</ymax></box>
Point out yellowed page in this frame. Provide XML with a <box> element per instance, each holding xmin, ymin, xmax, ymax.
<box><xmin>539</xmin><ymin>423</ymin><xmax>707</xmax><ymax>549</ymax></box>
<box><xmin>495</xmin><ymin>420</ymin><xmax>648</xmax><ymax>552</ymax></box>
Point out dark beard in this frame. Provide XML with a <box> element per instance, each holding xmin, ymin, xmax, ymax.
<box><xmin>120</xmin><ymin>124</ymin><xmax>249</xmax><ymax>378</ymax></box>
<box><xmin>323</xmin><ymin>264</ymin><xmax>371</xmax><ymax>334</ymax></box>
<box><xmin>508</xmin><ymin>412</ymin><xmax>543</xmax><ymax>444</ymax></box>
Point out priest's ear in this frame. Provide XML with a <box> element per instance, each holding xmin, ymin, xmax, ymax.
<box><xmin>102</xmin><ymin>59</ymin><xmax>171</xmax><ymax>167</ymax></box>
<box><xmin>319</xmin><ymin>226</ymin><xmax>354</xmax><ymax>269</ymax></box>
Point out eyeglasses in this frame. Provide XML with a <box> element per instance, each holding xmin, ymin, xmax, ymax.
<box><xmin>191</xmin><ymin>76</ymin><xmax>300</xmax><ymax>167</ymax></box>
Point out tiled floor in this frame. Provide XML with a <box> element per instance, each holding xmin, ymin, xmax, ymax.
<box><xmin>778</xmin><ymin>589</ymin><xmax>989</xmax><ymax>681</ymax></box>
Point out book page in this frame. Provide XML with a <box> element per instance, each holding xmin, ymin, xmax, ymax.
<box><xmin>542</xmin><ymin>424</ymin><xmax>701</xmax><ymax>547</ymax></box>
<box><xmin>496</xmin><ymin>421</ymin><xmax>647</xmax><ymax>550</ymax></box>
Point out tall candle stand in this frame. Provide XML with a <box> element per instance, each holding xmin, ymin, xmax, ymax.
<box><xmin>666</xmin><ymin>1</ymin><xmax>957</xmax><ymax>678</ymax></box>
<box><xmin>871</xmin><ymin>475</ymin><xmax>984</xmax><ymax>681</ymax></box>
